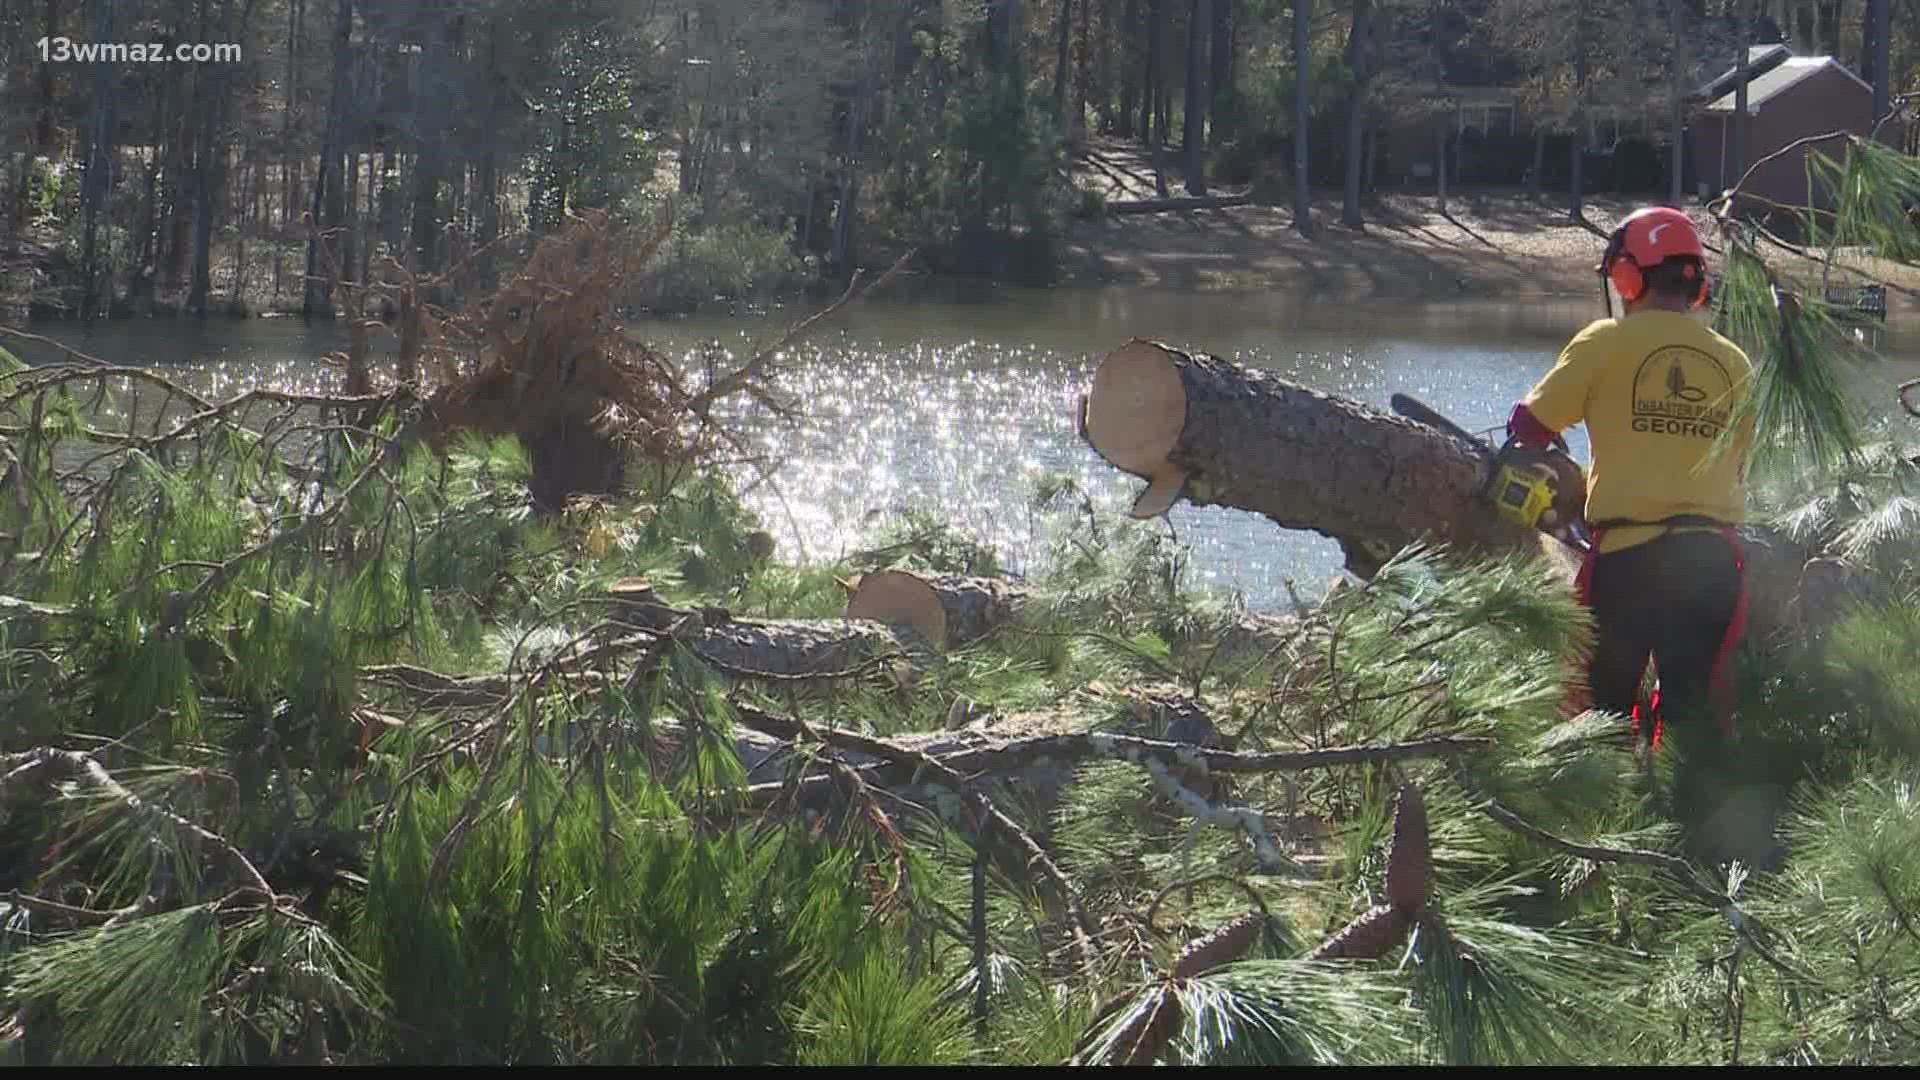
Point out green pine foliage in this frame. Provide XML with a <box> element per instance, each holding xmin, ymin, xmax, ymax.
<box><xmin>5</xmin><ymin>129</ymin><xmax>1920</xmax><ymax>1065</ymax></box>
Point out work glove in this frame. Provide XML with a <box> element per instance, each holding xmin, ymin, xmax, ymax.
<box><xmin>1505</xmin><ymin>402</ymin><xmax>1556</xmax><ymax>451</ymax></box>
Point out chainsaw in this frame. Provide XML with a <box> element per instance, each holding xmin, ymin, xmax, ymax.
<box><xmin>1389</xmin><ymin>393</ymin><xmax>1592</xmax><ymax>554</ymax></box>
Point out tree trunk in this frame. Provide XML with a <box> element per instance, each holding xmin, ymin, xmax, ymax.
<box><xmin>1184</xmin><ymin>0</ymin><xmax>1209</xmax><ymax>196</ymax></box>
<box><xmin>1868</xmin><ymin>0</ymin><xmax>1890</xmax><ymax>122</ymax></box>
<box><xmin>1118</xmin><ymin>0</ymin><xmax>1138</xmax><ymax>137</ymax></box>
<box><xmin>1077</xmin><ymin>338</ymin><xmax>1865</xmax><ymax>654</ymax></box>
<box><xmin>1569</xmin><ymin>6</ymin><xmax>1588</xmax><ymax>223</ymax></box>
<box><xmin>1528</xmin><ymin>126</ymin><xmax>1546</xmax><ymax>198</ymax></box>
<box><xmin>1210</xmin><ymin>0</ymin><xmax>1232</xmax><ymax>141</ymax></box>
<box><xmin>1341</xmin><ymin>0</ymin><xmax>1372</xmax><ymax>228</ymax></box>
<box><xmin>1054</xmin><ymin>0</ymin><xmax>1074</xmax><ymax>116</ymax></box>
<box><xmin>303</xmin><ymin>0</ymin><xmax>355</xmax><ymax>319</ymax></box>
<box><xmin>188</xmin><ymin>0</ymin><xmax>233</xmax><ymax>318</ymax></box>
<box><xmin>1074</xmin><ymin>0</ymin><xmax>1092</xmax><ymax>137</ymax></box>
<box><xmin>1733</xmin><ymin>3</ymin><xmax>1752</xmax><ymax>184</ymax></box>
<box><xmin>1293</xmin><ymin>0</ymin><xmax>1310</xmax><ymax>231</ymax></box>
<box><xmin>1142</xmin><ymin>0</ymin><xmax>1161</xmax><ymax>143</ymax></box>
<box><xmin>476</xmin><ymin>19</ymin><xmax>503</xmax><ymax>294</ymax></box>
<box><xmin>843</xmin><ymin>567</ymin><xmax>1300</xmax><ymax>666</ymax></box>
<box><xmin>1669</xmin><ymin>0</ymin><xmax>1688</xmax><ymax>205</ymax></box>
<box><xmin>1147</xmin><ymin>0</ymin><xmax>1169</xmax><ymax>195</ymax></box>
<box><xmin>283</xmin><ymin>0</ymin><xmax>302</xmax><ymax>229</ymax></box>
<box><xmin>1436</xmin><ymin>123</ymin><xmax>1448</xmax><ymax>213</ymax></box>
<box><xmin>79</xmin><ymin>0</ymin><xmax>117</xmax><ymax>322</ymax></box>
<box><xmin>829</xmin><ymin>77</ymin><xmax>871</xmax><ymax>278</ymax></box>
<box><xmin>35</xmin><ymin>0</ymin><xmax>60</xmax><ymax>153</ymax></box>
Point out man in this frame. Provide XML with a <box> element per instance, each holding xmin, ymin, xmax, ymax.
<box><xmin>1505</xmin><ymin>206</ymin><xmax>1756</xmax><ymax>753</ymax></box>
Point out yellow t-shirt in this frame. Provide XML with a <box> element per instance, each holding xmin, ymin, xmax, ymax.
<box><xmin>1522</xmin><ymin>311</ymin><xmax>1756</xmax><ymax>554</ymax></box>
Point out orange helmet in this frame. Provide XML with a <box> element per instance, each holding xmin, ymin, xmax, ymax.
<box><xmin>1599</xmin><ymin>206</ymin><xmax>1709</xmax><ymax>308</ymax></box>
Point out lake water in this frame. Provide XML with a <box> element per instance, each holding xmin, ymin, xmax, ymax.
<box><xmin>9</xmin><ymin>284</ymin><xmax>1919</xmax><ymax>612</ymax></box>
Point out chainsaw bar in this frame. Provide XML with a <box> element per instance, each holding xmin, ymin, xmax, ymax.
<box><xmin>1389</xmin><ymin>393</ymin><xmax>1494</xmax><ymax>455</ymax></box>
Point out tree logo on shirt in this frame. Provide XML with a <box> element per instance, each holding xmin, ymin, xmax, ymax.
<box><xmin>1631</xmin><ymin>346</ymin><xmax>1734</xmax><ymax>438</ymax></box>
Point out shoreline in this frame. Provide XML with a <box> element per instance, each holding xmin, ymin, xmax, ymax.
<box><xmin>1055</xmin><ymin>190</ymin><xmax>1920</xmax><ymax>320</ymax></box>
<box><xmin>11</xmin><ymin>192</ymin><xmax>1920</xmax><ymax>327</ymax></box>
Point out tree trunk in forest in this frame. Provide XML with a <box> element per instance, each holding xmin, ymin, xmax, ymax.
<box><xmin>829</xmin><ymin>78</ymin><xmax>871</xmax><ymax>278</ymax></box>
<box><xmin>1119</xmin><ymin>0</ymin><xmax>1139</xmax><ymax>137</ymax></box>
<box><xmin>1054</xmin><ymin>0</ymin><xmax>1074</xmax><ymax>117</ymax></box>
<box><xmin>1136</xmin><ymin>0</ymin><xmax>1167</xmax><ymax>195</ymax></box>
<box><xmin>35</xmin><ymin>0</ymin><xmax>60</xmax><ymax>153</ymax></box>
<box><xmin>79</xmin><ymin>0</ymin><xmax>117</xmax><ymax>322</ymax></box>
<box><xmin>283</xmin><ymin>0</ymin><xmax>302</xmax><ymax>230</ymax></box>
<box><xmin>1733</xmin><ymin>4</ymin><xmax>1752</xmax><ymax>184</ymax></box>
<box><xmin>411</xmin><ymin>25</ymin><xmax>447</xmax><ymax>289</ymax></box>
<box><xmin>1868</xmin><ymin>0</ymin><xmax>1890</xmax><ymax>121</ymax></box>
<box><xmin>1074</xmin><ymin>0</ymin><xmax>1091</xmax><ymax>138</ymax></box>
<box><xmin>1077</xmin><ymin>339</ymin><xmax>1872</xmax><ymax>654</ymax></box>
<box><xmin>1669</xmin><ymin>0</ymin><xmax>1688</xmax><ymax>205</ymax></box>
<box><xmin>304</xmin><ymin>0</ymin><xmax>355</xmax><ymax>319</ymax></box>
<box><xmin>1529</xmin><ymin>126</ymin><xmax>1546</xmax><ymax>198</ymax></box>
<box><xmin>1210</xmin><ymin>0</ymin><xmax>1232</xmax><ymax>142</ymax></box>
<box><xmin>1184</xmin><ymin>0</ymin><xmax>1208</xmax><ymax>196</ymax></box>
<box><xmin>476</xmin><ymin>20</ymin><xmax>502</xmax><ymax>295</ymax></box>
<box><xmin>1293</xmin><ymin>0</ymin><xmax>1310</xmax><ymax>232</ymax></box>
<box><xmin>1142</xmin><ymin>0</ymin><xmax>1160</xmax><ymax>144</ymax></box>
<box><xmin>1341</xmin><ymin>0</ymin><xmax>1372</xmax><ymax>229</ymax></box>
<box><xmin>188</xmin><ymin>0</ymin><xmax>233</xmax><ymax>318</ymax></box>
<box><xmin>1569</xmin><ymin>6</ymin><xmax>1588</xmax><ymax>223</ymax></box>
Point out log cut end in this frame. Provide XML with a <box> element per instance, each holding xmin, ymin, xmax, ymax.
<box><xmin>1083</xmin><ymin>339</ymin><xmax>1191</xmax><ymax>519</ymax></box>
<box><xmin>844</xmin><ymin>569</ymin><xmax>949</xmax><ymax>650</ymax></box>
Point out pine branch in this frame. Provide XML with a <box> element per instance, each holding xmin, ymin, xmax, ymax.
<box><xmin>734</xmin><ymin>704</ymin><xmax>1103</xmax><ymax>976</ymax></box>
<box><xmin>0</xmin><ymin>748</ymin><xmax>275</xmax><ymax>905</ymax></box>
<box><xmin>1448</xmin><ymin>764</ymin><xmax>1820</xmax><ymax>988</ymax></box>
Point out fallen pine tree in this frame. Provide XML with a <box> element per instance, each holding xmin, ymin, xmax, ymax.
<box><xmin>1076</xmin><ymin>337</ymin><xmax>1890</xmax><ymax>653</ymax></box>
<box><xmin>5</xmin><ymin>203</ymin><xmax>1920</xmax><ymax>1068</ymax></box>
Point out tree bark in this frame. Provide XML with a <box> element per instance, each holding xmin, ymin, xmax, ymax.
<box><xmin>1054</xmin><ymin>0</ymin><xmax>1075</xmax><ymax>116</ymax></box>
<box><xmin>1210</xmin><ymin>0</ymin><xmax>1232</xmax><ymax>141</ymax></box>
<box><xmin>1119</xmin><ymin>0</ymin><xmax>1139</xmax><ymax>137</ymax></box>
<box><xmin>1077</xmin><ymin>339</ymin><xmax>1871</xmax><ymax>653</ymax></box>
<box><xmin>1733</xmin><ymin>2</ymin><xmax>1752</xmax><ymax>184</ymax></box>
<box><xmin>303</xmin><ymin>0</ymin><xmax>355</xmax><ymax>319</ymax></box>
<box><xmin>1868</xmin><ymin>0</ymin><xmax>1890</xmax><ymax>122</ymax></box>
<box><xmin>1669</xmin><ymin>0</ymin><xmax>1688</xmax><ymax>205</ymax></box>
<box><xmin>1569</xmin><ymin>3</ymin><xmax>1588</xmax><ymax>222</ymax></box>
<box><xmin>1143</xmin><ymin>0</ymin><xmax>1161</xmax><ymax>144</ymax></box>
<box><xmin>843</xmin><ymin>566</ymin><xmax>1305</xmax><ymax>666</ymax></box>
<box><xmin>1293</xmin><ymin>0</ymin><xmax>1310</xmax><ymax>232</ymax></box>
<box><xmin>79</xmin><ymin>0</ymin><xmax>117</xmax><ymax>322</ymax></box>
<box><xmin>1184</xmin><ymin>0</ymin><xmax>1209</xmax><ymax>196</ymax></box>
<box><xmin>1341</xmin><ymin>0</ymin><xmax>1371</xmax><ymax>229</ymax></box>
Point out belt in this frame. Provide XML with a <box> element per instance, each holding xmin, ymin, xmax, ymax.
<box><xmin>1586</xmin><ymin>513</ymin><xmax>1733</xmax><ymax>534</ymax></box>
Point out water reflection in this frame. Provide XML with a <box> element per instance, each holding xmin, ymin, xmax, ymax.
<box><xmin>10</xmin><ymin>287</ymin><xmax>1919</xmax><ymax>613</ymax></box>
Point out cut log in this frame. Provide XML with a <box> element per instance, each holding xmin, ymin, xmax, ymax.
<box><xmin>842</xmin><ymin>566</ymin><xmax>1311</xmax><ymax>667</ymax></box>
<box><xmin>1104</xmin><ymin>193</ymin><xmax>1253</xmax><ymax>215</ymax></box>
<box><xmin>1078</xmin><ymin>338</ymin><xmax>1880</xmax><ymax>652</ymax></box>
<box><xmin>597</xmin><ymin>577</ymin><xmax>939</xmax><ymax>685</ymax></box>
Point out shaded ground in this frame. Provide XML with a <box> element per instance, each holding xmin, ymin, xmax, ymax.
<box><xmin>1063</xmin><ymin>137</ymin><xmax>1920</xmax><ymax>317</ymax></box>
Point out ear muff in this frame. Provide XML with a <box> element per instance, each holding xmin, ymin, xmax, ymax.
<box><xmin>1602</xmin><ymin>226</ymin><xmax>1645</xmax><ymax>304</ymax></box>
<box><xmin>1685</xmin><ymin>260</ymin><xmax>1709</xmax><ymax>309</ymax></box>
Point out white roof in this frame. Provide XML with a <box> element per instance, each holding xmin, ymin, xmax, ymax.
<box><xmin>1705</xmin><ymin>56</ymin><xmax>1872</xmax><ymax>113</ymax></box>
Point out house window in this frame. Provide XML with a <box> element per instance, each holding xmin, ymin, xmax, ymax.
<box><xmin>1458</xmin><ymin>104</ymin><xmax>1517</xmax><ymax>137</ymax></box>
